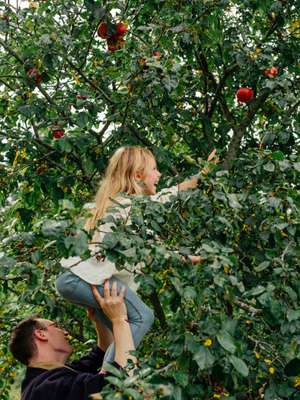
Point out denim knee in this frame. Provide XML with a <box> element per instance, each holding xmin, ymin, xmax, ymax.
<box><xmin>144</xmin><ymin>306</ymin><xmax>155</xmax><ymax>329</ymax></box>
<box><xmin>56</xmin><ymin>272</ymin><xmax>79</xmax><ymax>300</ymax></box>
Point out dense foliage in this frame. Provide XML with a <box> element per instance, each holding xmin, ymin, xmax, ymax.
<box><xmin>0</xmin><ymin>0</ymin><xmax>299</xmax><ymax>399</ymax></box>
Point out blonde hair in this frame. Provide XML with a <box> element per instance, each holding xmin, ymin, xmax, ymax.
<box><xmin>85</xmin><ymin>146</ymin><xmax>155</xmax><ymax>230</ymax></box>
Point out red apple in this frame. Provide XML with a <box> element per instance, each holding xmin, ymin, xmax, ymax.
<box><xmin>97</xmin><ymin>22</ymin><xmax>108</xmax><ymax>39</ymax></box>
<box><xmin>264</xmin><ymin>66</ymin><xmax>278</xmax><ymax>78</ymax></box>
<box><xmin>107</xmin><ymin>37</ymin><xmax>125</xmax><ymax>52</ymax></box>
<box><xmin>138</xmin><ymin>58</ymin><xmax>147</xmax><ymax>66</ymax></box>
<box><xmin>76</xmin><ymin>94</ymin><xmax>88</xmax><ymax>100</ymax></box>
<box><xmin>0</xmin><ymin>13</ymin><xmax>9</xmax><ymax>21</ymax></box>
<box><xmin>116</xmin><ymin>22</ymin><xmax>127</xmax><ymax>36</ymax></box>
<box><xmin>52</xmin><ymin>129</ymin><xmax>65</xmax><ymax>139</ymax></box>
<box><xmin>27</xmin><ymin>68</ymin><xmax>42</xmax><ymax>85</ymax></box>
<box><xmin>36</xmin><ymin>166</ymin><xmax>48</xmax><ymax>175</ymax></box>
<box><xmin>153</xmin><ymin>50</ymin><xmax>161</xmax><ymax>58</ymax></box>
<box><xmin>236</xmin><ymin>87</ymin><xmax>254</xmax><ymax>103</ymax></box>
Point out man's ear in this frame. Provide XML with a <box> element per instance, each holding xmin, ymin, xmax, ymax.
<box><xmin>34</xmin><ymin>329</ymin><xmax>48</xmax><ymax>342</ymax></box>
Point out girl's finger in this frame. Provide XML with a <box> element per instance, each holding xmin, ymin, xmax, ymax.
<box><xmin>207</xmin><ymin>149</ymin><xmax>217</xmax><ymax>161</ymax></box>
<box><xmin>111</xmin><ymin>281</ymin><xmax>117</xmax><ymax>297</ymax></box>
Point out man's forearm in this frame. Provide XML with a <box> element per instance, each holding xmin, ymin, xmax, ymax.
<box><xmin>95</xmin><ymin>321</ymin><xmax>114</xmax><ymax>352</ymax></box>
<box><xmin>112</xmin><ymin>318</ymin><xmax>136</xmax><ymax>367</ymax></box>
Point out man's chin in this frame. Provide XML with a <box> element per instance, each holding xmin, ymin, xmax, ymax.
<box><xmin>67</xmin><ymin>345</ymin><xmax>74</xmax><ymax>354</ymax></box>
<box><xmin>61</xmin><ymin>344</ymin><xmax>73</xmax><ymax>355</ymax></box>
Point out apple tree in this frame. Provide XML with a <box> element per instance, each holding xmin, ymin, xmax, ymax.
<box><xmin>0</xmin><ymin>0</ymin><xmax>299</xmax><ymax>399</ymax></box>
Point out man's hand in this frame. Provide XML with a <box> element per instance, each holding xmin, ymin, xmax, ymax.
<box><xmin>91</xmin><ymin>281</ymin><xmax>128</xmax><ymax>323</ymax></box>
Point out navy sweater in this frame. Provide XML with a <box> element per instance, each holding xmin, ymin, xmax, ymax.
<box><xmin>21</xmin><ymin>347</ymin><xmax>120</xmax><ymax>400</ymax></box>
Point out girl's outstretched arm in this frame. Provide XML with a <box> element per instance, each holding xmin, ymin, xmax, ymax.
<box><xmin>178</xmin><ymin>149</ymin><xmax>219</xmax><ymax>191</ymax></box>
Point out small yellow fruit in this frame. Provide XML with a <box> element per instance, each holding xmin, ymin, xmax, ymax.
<box><xmin>269</xmin><ymin>367</ymin><xmax>275</xmax><ymax>375</ymax></box>
<box><xmin>203</xmin><ymin>338</ymin><xmax>212</xmax><ymax>347</ymax></box>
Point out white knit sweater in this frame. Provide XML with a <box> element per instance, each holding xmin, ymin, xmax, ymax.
<box><xmin>60</xmin><ymin>185</ymin><xmax>179</xmax><ymax>291</ymax></box>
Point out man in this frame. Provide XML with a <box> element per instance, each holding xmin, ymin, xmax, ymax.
<box><xmin>9</xmin><ymin>281</ymin><xmax>136</xmax><ymax>400</ymax></box>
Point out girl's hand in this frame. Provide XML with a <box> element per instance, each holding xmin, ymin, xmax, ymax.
<box><xmin>201</xmin><ymin>149</ymin><xmax>219</xmax><ymax>174</ymax></box>
<box><xmin>187</xmin><ymin>255</ymin><xmax>202</xmax><ymax>264</ymax></box>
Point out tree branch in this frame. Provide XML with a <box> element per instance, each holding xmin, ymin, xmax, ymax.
<box><xmin>66</xmin><ymin>58</ymin><xmax>114</xmax><ymax>105</ymax></box>
<box><xmin>0</xmin><ymin>38</ymin><xmax>24</xmax><ymax>64</ymax></box>
<box><xmin>222</xmin><ymin>88</ymin><xmax>272</xmax><ymax>170</ymax></box>
<box><xmin>234</xmin><ymin>299</ymin><xmax>262</xmax><ymax>316</ymax></box>
<box><xmin>149</xmin><ymin>290</ymin><xmax>167</xmax><ymax>329</ymax></box>
<box><xmin>208</xmin><ymin>63</ymin><xmax>238</xmax><ymax>118</ymax></box>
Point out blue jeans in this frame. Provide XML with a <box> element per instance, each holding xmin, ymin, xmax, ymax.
<box><xmin>56</xmin><ymin>271</ymin><xmax>154</xmax><ymax>363</ymax></box>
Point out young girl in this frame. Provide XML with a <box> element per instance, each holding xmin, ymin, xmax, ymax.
<box><xmin>56</xmin><ymin>146</ymin><xmax>209</xmax><ymax>363</ymax></box>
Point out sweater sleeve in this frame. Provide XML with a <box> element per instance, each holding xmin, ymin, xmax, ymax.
<box><xmin>150</xmin><ymin>185</ymin><xmax>179</xmax><ymax>204</ymax></box>
<box><xmin>21</xmin><ymin>362</ymin><xmax>122</xmax><ymax>400</ymax></box>
<box><xmin>80</xmin><ymin>362</ymin><xmax>122</xmax><ymax>398</ymax></box>
<box><xmin>67</xmin><ymin>347</ymin><xmax>105</xmax><ymax>374</ymax></box>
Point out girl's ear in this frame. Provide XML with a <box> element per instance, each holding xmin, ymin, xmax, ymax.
<box><xmin>135</xmin><ymin>170</ymin><xmax>143</xmax><ymax>180</ymax></box>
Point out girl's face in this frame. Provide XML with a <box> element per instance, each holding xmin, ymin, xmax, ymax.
<box><xmin>141</xmin><ymin>157</ymin><xmax>161</xmax><ymax>195</ymax></box>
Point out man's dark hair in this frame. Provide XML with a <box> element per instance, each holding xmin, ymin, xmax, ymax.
<box><xmin>9</xmin><ymin>316</ymin><xmax>45</xmax><ymax>365</ymax></box>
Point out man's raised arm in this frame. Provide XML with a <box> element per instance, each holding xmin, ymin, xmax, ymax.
<box><xmin>91</xmin><ymin>281</ymin><xmax>136</xmax><ymax>368</ymax></box>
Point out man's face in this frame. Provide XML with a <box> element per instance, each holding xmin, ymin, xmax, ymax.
<box><xmin>37</xmin><ymin>319</ymin><xmax>73</xmax><ymax>356</ymax></box>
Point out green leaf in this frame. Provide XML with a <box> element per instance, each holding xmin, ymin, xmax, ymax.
<box><xmin>229</xmin><ymin>355</ymin><xmax>249</xmax><ymax>377</ymax></box>
<box><xmin>57</xmin><ymin>138</ymin><xmax>73</xmax><ymax>153</ymax></box>
<box><xmin>183</xmin><ymin>286</ymin><xmax>197</xmax><ymax>300</ymax></box>
<box><xmin>170</xmin><ymin>371</ymin><xmax>189</xmax><ymax>387</ymax></box>
<box><xmin>272</xmin><ymin>151</ymin><xmax>285</xmax><ymax>160</ymax></box>
<box><xmin>263</xmin><ymin>162</ymin><xmax>275</xmax><ymax>172</ymax></box>
<box><xmin>104</xmin><ymin>376</ymin><xmax>123</xmax><ymax>388</ymax></box>
<box><xmin>245</xmin><ymin>285</ymin><xmax>266</xmax><ymax>297</ymax></box>
<box><xmin>123</xmin><ymin>389</ymin><xmax>143</xmax><ymax>399</ymax></box>
<box><xmin>118</xmin><ymin>247</ymin><xmax>136</xmax><ymax>258</ymax></box>
<box><xmin>101</xmin><ymin>362</ymin><xmax>124</xmax><ymax>379</ymax></box>
<box><xmin>216</xmin><ymin>330</ymin><xmax>236</xmax><ymax>354</ymax></box>
<box><xmin>287</xmin><ymin>309</ymin><xmax>300</xmax><ymax>322</ymax></box>
<box><xmin>0</xmin><ymin>255</ymin><xmax>16</xmax><ymax>275</ymax></box>
<box><xmin>254</xmin><ymin>261</ymin><xmax>270</xmax><ymax>272</ymax></box>
<box><xmin>284</xmin><ymin>358</ymin><xmax>300</xmax><ymax>376</ymax></box>
<box><xmin>41</xmin><ymin>220</ymin><xmax>69</xmax><ymax>237</ymax></box>
<box><xmin>227</xmin><ymin>193</ymin><xmax>242</xmax><ymax>209</ymax></box>
<box><xmin>76</xmin><ymin>112</ymin><xmax>89</xmax><ymax>128</ymax></box>
<box><xmin>17</xmin><ymin>104</ymin><xmax>35</xmax><ymax>117</ymax></box>
<box><xmin>64</xmin><ymin>231</ymin><xmax>88</xmax><ymax>255</ymax></box>
<box><xmin>102</xmin><ymin>233</ymin><xmax>119</xmax><ymax>249</ymax></box>
<box><xmin>294</xmin><ymin>162</ymin><xmax>300</xmax><ymax>172</ymax></box>
<box><xmin>201</xmin><ymin>243</ymin><xmax>215</xmax><ymax>253</ymax></box>
<box><xmin>193</xmin><ymin>346</ymin><xmax>215</xmax><ymax>370</ymax></box>
<box><xmin>59</xmin><ymin>199</ymin><xmax>75</xmax><ymax>209</ymax></box>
